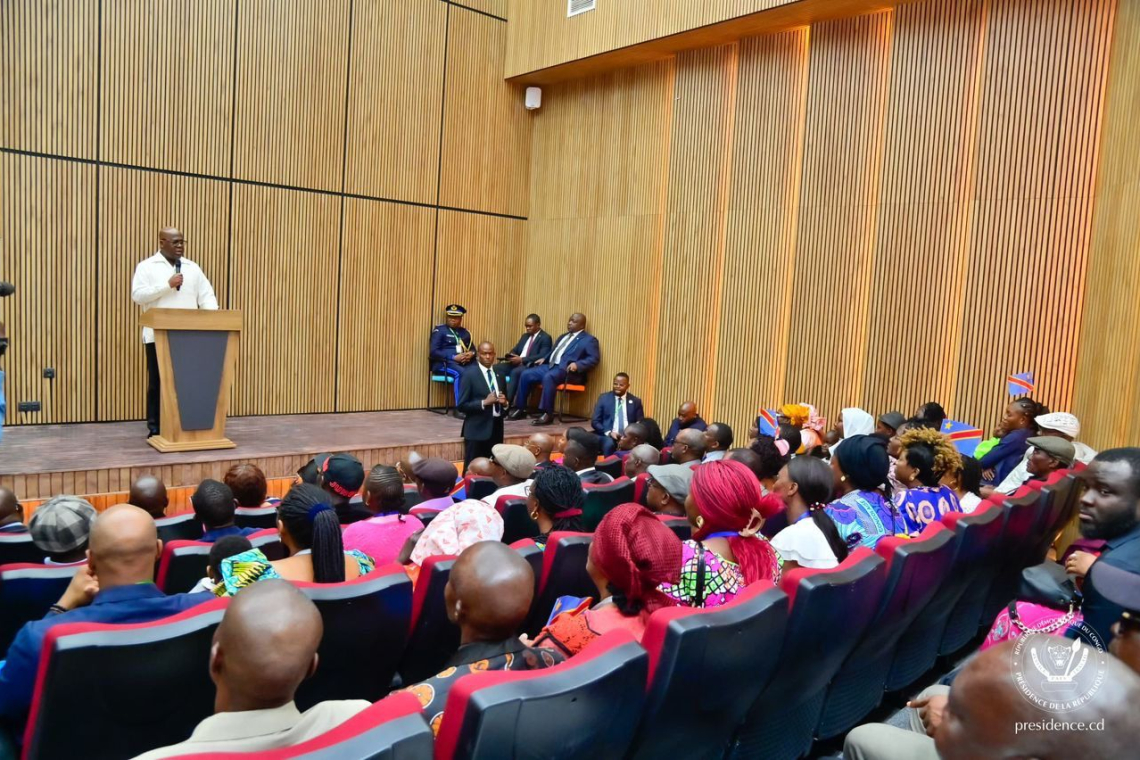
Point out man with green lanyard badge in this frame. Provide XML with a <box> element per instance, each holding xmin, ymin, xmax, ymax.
<box><xmin>430</xmin><ymin>304</ymin><xmax>474</xmax><ymax>407</ymax></box>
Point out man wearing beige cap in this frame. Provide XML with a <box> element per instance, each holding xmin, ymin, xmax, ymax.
<box><xmin>483</xmin><ymin>444</ymin><xmax>537</xmax><ymax>506</ymax></box>
<box><xmin>994</xmin><ymin>412</ymin><xmax>1096</xmax><ymax>495</ymax></box>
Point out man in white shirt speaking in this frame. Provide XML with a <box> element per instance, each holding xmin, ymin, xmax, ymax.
<box><xmin>131</xmin><ymin>228</ymin><xmax>218</xmax><ymax>438</ymax></box>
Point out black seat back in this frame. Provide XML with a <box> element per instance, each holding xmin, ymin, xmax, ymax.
<box><xmin>155</xmin><ymin>513</ymin><xmax>204</xmax><ymax>543</ymax></box>
<box><xmin>0</xmin><ymin>532</ymin><xmax>43</xmax><ymax>565</ymax></box>
<box><xmin>399</xmin><ymin>556</ymin><xmax>459</xmax><ymax>684</ymax></box>
<box><xmin>0</xmin><ymin>563</ymin><xmax>78</xmax><ymax>657</ymax></box>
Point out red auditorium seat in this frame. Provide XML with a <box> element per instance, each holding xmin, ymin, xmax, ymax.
<box><xmin>0</xmin><ymin>532</ymin><xmax>44</xmax><ymax>566</ymax></box>
<box><xmin>434</xmin><ymin>630</ymin><xmax>649</xmax><ymax>760</ymax></box>
<box><xmin>817</xmin><ymin>523</ymin><xmax>958</xmax><ymax>737</ymax></box>
<box><xmin>233</xmin><ymin>505</ymin><xmax>277</xmax><ymax>530</ymax></box>
<box><xmin>398</xmin><ymin>555</ymin><xmax>460</xmax><ymax>685</ymax></box>
<box><xmin>936</xmin><ymin>500</ymin><xmax>1007</xmax><ymax>656</ymax></box>
<box><xmin>633</xmin><ymin>472</ymin><xmax>650</xmax><ymax>505</ymax></box>
<box><xmin>1029</xmin><ymin>470</ymin><xmax>1078</xmax><ymax>565</ymax></box>
<box><xmin>659</xmin><ymin>447</ymin><xmax>672</xmax><ymax>465</ymax></box>
<box><xmin>629</xmin><ymin>584</ymin><xmax>789</xmax><ymax>759</ymax></box>
<box><xmin>979</xmin><ymin>484</ymin><xmax>1055</xmax><ymax>627</ymax></box>
<box><xmin>23</xmin><ymin>598</ymin><xmax>229</xmax><ymax>760</ymax></box>
<box><xmin>524</xmin><ymin>532</ymin><xmax>595</xmax><ymax>635</ymax></box>
<box><xmin>157</xmin><ymin>532</ymin><xmax>285</xmax><ymax>594</ymax></box>
<box><xmin>594</xmin><ymin>455</ymin><xmax>623</xmax><ymax>480</ymax></box>
<box><xmin>170</xmin><ymin>692</ymin><xmax>434</xmax><ymax>760</ymax></box>
<box><xmin>581</xmin><ymin>477</ymin><xmax>634</xmax><ymax>530</ymax></box>
<box><xmin>154</xmin><ymin>512</ymin><xmax>205</xmax><ymax>543</ymax></box>
<box><xmin>292</xmin><ymin>567</ymin><xmax>413</xmax><ymax>710</ymax></box>
<box><xmin>496</xmin><ymin>495</ymin><xmax>539</xmax><ymax>544</ymax></box>
<box><xmin>0</xmin><ymin>563</ymin><xmax>78</xmax><ymax>657</ymax></box>
<box><xmin>730</xmin><ymin>548</ymin><xmax>887</xmax><ymax>760</ymax></box>
<box><xmin>463</xmin><ymin>476</ymin><xmax>497</xmax><ymax>502</ymax></box>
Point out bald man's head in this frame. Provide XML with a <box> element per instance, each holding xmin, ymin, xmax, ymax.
<box><xmin>88</xmin><ymin>504</ymin><xmax>162</xmax><ymax>587</ymax></box>
<box><xmin>158</xmin><ymin>228</ymin><xmax>185</xmax><ymax>260</ymax></box>
<box><xmin>129</xmin><ymin>475</ymin><xmax>169</xmax><ymax>518</ymax></box>
<box><xmin>0</xmin><ymin>487</ymin><xmax>21</xmax><ymax>526</ymax></box>
<box><xmin>625</xmin><ymin>444</ymin><xmax>660</xmax><ymax>478</ymax></box>
<box><xmin>935</xmin><ymin>637</ymin><xmax>1140</xmax><ymax>760</ymax></box>
<box><xmin>466</xmin><ymin>458</ymin><xmax>496</xmax><ymax>478</ymax></box>
<box><xmin>673</xmin><ymin>428</ymin><xmax>707</xmax><ymax>463</ymax></box>
<box><xmin>677</xmin><ymin>402</ymin><xmax>698</xmax><ymax>423</ymax></box>
<box><xmin>210</xmin><ymin>580</ymin><xmax>323</xmax><ymax>713</ymax></box>
<box><xmin>526</xmin><ymin>434</ymin><xmax>554</xmax><ymax>462</ymax></box>
<box><xmin>445</xmin><ymin>541</ymin><xmax>534</xmax><ymax>643</ymax></box>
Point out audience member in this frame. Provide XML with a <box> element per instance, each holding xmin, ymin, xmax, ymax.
<box><xmin>224</xmin><ymin>463</ymin><xmax>276</xmax><ymax>508</ymax></box>
<box><xmin>893</xmin><ymin>427</ymin><xmax>963</xmax><ymax>535</ymax></box>
<box><xmin>562</xmin><ymin>437</ymin><xmax>613</xmax><ymax>485</ymax></box>
<box><xmin>296</xmin><ymin>454</ymin><xmax>332</xmax><ymax>486</ymax></box>
<box><xmin>671</xmin><ymin>428</ymin><xmax>707</xmax><ymax>467</ymax></box>
<box><xmin>702</xmin><ymin>422</ymin><xmax>733</xmax><ymax>462</ymax></box>
<box><xmin>644</xmin><ymin>464</ymin><xmax>693</xmax><ymax>518</ymax></box>
<box><xmin>136</xmin><ymin>580</ymin><xmax>369</xmax><ymax>758</ymax></box>
<box><xmin>831</xmin><ymin>408</ymin><xmax>875</xmax><ymax>458</ymax></box>
<box><xmin>406</xmin><ymin>499</ymin><xmax>504</xmax><ymax>571</ymax></box>
<box><xmin>342</xmin><ymin>465</ymin><xmax>423</xmax><ymax>566</ymax></box>
<box><xmin>826</xmin><ymin>434</ymin><xmax>902</xmax><ymax>550</ymax></box>
<box><xmin>318</xmin><ymin>453</ymin><xmax>369</xmax><ymax>525</ymax></box>
<box><xmin>663</xmin><ymin>401</ymin><xmax>707</xmax><ymax>447</ymax></box>
<box><xmin>495</xmin><ymin>313</ymin><xmax>552</xmax><ymax>400</ymax></box>
<box><xmin>876</xmin><ymin>411</ymin><xmax>905</xmax><ymax>438</ymax></box>
<box><xmin>189</xmin><ymin>535</ymin><xmax>254</xmax><ymax>594</ymax></box>
<box><xmin>914</xmin><ymin>401</ymin><xmax>947</xmax><ymax>431</ymax></box>
<box><xmin>1025</xmin><ymin>436</ymin><xmax>1076</xmax><ymax>480</ymax></box>
<box><xmin>494</xmin><ymin>443</ymin><xmax>538</xmax><ymax>493</ymax></box>
<box><xmin>464</xmin><ymin>457</ymin><xmax>496</xmax><ymax>479</ymax></box>
<box><xmin>527</xmin><ymin>465</ymin><xmax>585</xmax><ymax>548</ymax></box>
<box><xmin>943</xmin><ymin>455</ymin><xmax>983</xmax><ymax>513</ymax></box>
<box><xmin>979</xmin><ymin>398</ymin><xmax>1047</xmax><ymax>486</ymax></box>
<box><xmin>772</xmin><ymin>457</ymin><xmax>847</xmax><ymax>570</ymax></box>
<box><xmin>641</xmin><ymin>417</ymin><xmax>666</xmax><ymax>450</ymax></box>
<box><xmin>616</xmin><ymin>421</ymin><xmax>649</xmax><ymax>457</ymax></box>
<box><xmin>535</xmin><ymin>504</ymin><xmax>681</xmax><ymax>656</ymax></box>
<box><xmin>193</xmin><ymin>479</ymin><xmax>258</xmax><ymax>542</ymax></box>
<box><xmin>781</xmin><ymin>403</ymin><xmax>826</xmax><ymax>451</ymax></box>
<box><xmin>591</xmin><ymin>372</ymin><xmax>644</xmax><ymax>456</ymax></box>
<box><xmin>0</xmin><ymin>505</ymin><xmax>212</xmax><ymax>723</ymax></box>
<box><xmin>0</xmin><ymin>487</ymin><xmax>26</xmax><ymax>533</ymax></box>
<box><xmin>411</xmin><ymin>458</ymin><xmax>460</xmax><ymax>513</ymax></box>
<box><xmin>524</xmin><ymin>433</ymin><xmax>556</xmax><ymax>470</ymax></box>
<box><xmin>129</xmin><ymin>474</ymin><xmax>169</xmax><ymax>519</ymax></box>
<box><xmin>401</xmin><ymin>542</ymin><xmax>564</xmax><ymax>734</ymax></box>
<box><xmin>660</xmin><ymin>460</ymin><xmax>783</xmax><ymax>608</ymax></box>
<box><xmin>513</xmin><ymin>312</ymin><xmax>601</xmax><ymax>426</ymax></box>
<box><xmin>29</xmin><ymin>495</ymin><xmax>96</xmax><ymax>565</ymax></box>
<box><xmin>993</xmin><ymin>411</ymin><xmax>1091</xmax><ymax>495</ymax></box>
<box><xmin>747</xmin><ymin>435</ymin><xmax>791</xmax><ymax>494</ymax></box>
<box><xmin>725</xmin><ymin>447</ymin><xmax>764</xmax><ymax>484</ymax></box>
<box><xmin>214</xmin><ymin>484</ymin><xmax>375</xmax><ymax>595</ymax></box>
<box><xmin>778</xmin><ymin>423</ymin><xmax>803</xmax><ymax>456</ymax></box>
<box><xmin>623</xmin><ymin>443</ymin><xmax>660</xmax><ymax>478</ymax></box>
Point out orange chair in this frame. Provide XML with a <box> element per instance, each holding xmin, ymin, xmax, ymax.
<box><xmin>554</xmin><ymin>383</ymin><xmax>587</xmax><ymax>423</ymax></box>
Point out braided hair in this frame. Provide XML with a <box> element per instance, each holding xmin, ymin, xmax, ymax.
<box><xmin>531</xmin><ymin>465</ymin><xmax>585</xmax><ymax>533</ymax></box>
<box><xmin>1012</xmin><ymin>398</ymin><xmax>1050</xmax><ymax>433</ymax></box>
<box><xmin>898</xmin><ymin>427</ymin><xmax>962</xmax><ymax>487</ymax></box>
<box><xmin>278</xmin><ymin>483</ymin><xmax>346</xmax><ymax>583</ymax></box>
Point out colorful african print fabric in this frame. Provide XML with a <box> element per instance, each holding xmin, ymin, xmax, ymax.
<box><xmin>825</xmin><ymin>489</ymin><xmax>904</xmax><ymax>551</ymax></box>
<box><xmin>400</xmin><ymin>638</ymin><xmax>565</xmax><ymax>735</ymax></box>
<box><xmin>213</xmin><ymin>548</ymin><xmax>376</xmax><ymax>597</ymax></box>
<box><xmin>534</xmin><ymin>599</ymin><xmax>649</xmax><ymax>657</ymax></box>
<box><xmin>659</xmin><ymin>540</ymin><xmax>754</xmax><ymax>608</ymax></box>
<box><xmin>894</xmin><ymin>484</ymin><xmax>961</xmax><ymax>536</ymax></box>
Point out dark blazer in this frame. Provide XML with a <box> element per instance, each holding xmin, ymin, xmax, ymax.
<box><xmin>458</xmin><ymin>363</ymin><xmax>505</xmax><ymax>442</ymax></box>
<box><xmin>547</xmin><ymin>331</ymin><xmax>601</xmax><ymax>380</ymax></box>
<box><xmin>507</xmin><ymin>330</ymin><xmax>553</xmax><ymax>367</ymax></box>
<box><xmin>429</xmin><ymin>323</ymin><xmax>472</xmax><ymax>366</ymax></box>
<box><xmin>591</xmin><ymin>392</ymin><xmax>644</xmax><ymax>436</ymax></box>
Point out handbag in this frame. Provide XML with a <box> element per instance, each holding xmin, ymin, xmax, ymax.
<box><xmin>1007</xmin><ymin>561</ymin><xmax>1082</xmax><ymax>635</ymax></box>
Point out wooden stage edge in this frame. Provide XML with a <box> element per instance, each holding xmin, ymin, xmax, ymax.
<box><xmin>0</xmin><ymin>410</ymin><xmax>574</xmax><ymax>501</ymax></box>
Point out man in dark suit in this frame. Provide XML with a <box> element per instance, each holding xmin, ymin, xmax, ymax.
<box><xmin>591</xmin><ymin>372</ymin><xmax>644</xmax><ymax>456</ymax></box>
<box><xmin>663</xmin><ymin>400</ymin><xmax>708</xmax><ymax>447</ymax></box>
<box><xmin>457</xmin><ymin>342</ymin><xmax>509</xmax><ymax>468</ymax></box>
<box><xmin>496</xmin><ymin>313</ymin><xmax>552</xmax><ymax>403</ymax></box>
<box><xmin>508</xmin><ymin>312</ymin><xmax>601</xmax><ymax>426</ymax></box>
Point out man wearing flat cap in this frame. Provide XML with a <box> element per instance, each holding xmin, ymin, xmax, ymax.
<box><xmin>29</xmin><ymin>495</ymin><xmax>97</xmax><ymax>565</ymax></box>
<box><xmin>1025</xmin><ymin>436</ymin><xmax>1076</xmax><ymax>483</ymax></box>
<box><xmin>483</xmin><ymin>444</ymin><xmax>537</xmax><ymax>506</ymax></box>
<box><xmin>430</xmin><ymin>304</ymin><xmax>474</xmax><ymax>407</ymax></box>
<box><xmin>644</xmin><ymin>464</ymin><xmax>693</xmax><ymax>518</ymax></box>
<box><xmin>994</xmin><ymin>412</ymin><xmax>1097</xmax><ymax>495</ymax></box>
<box><xmin>411</xmin><ymin>458</ymin><xmax>460</xmax><ymax>514</ymax></box>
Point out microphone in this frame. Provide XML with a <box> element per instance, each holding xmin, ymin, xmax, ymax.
<box><xmin>0</xmin><ymin>282</ymin><xmax>15</xmax><ymax>297</ymax></box>
<box><xmin>174</xmin><ymin>260</ymin><xmax>181</xmax><ymax>291</ymax></box>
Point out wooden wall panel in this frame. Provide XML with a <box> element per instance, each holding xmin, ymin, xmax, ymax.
<box><xmin>783</xmin><ymin>12</ymin><xmax>893</xmax><ymax>417</ymax></box>
<box><xmin>232</xmin><ymin>0</ymin><xmax>350</xmax><ymax>191</ymax></box>
<box><xmin>229</xmin><ymin>185</ymin><xmax>340</xmax><ymax>415</ymax></box>
<box><xmin>0</xmin><ymin>155</ymin><xmax>96</xmax><ymax>424</ymax></box>
<box><xmin>713</xmin><ymin>29</ymin><xmax>809</xmax><ymax>437</ymax></box>
<box><xmin>96</xmin><ymin>168</ymin><xmax>231</xmax><ymax>421</ymax></box>
<box><xmin>100</xmin><ymin>0</ymin><xmax>234</xmax><ymax>175</ymax></box>
<box><xmin>1074</xmin><ymin>0</ymin><xmax>1140</xmax><ymax>451</ymax></box>
<box><xmin>0</xmin><ymin>0</ymin><xmax>98</xmax><ymax>158</ymax></box>
<box><xmin>440</xmin><ymin>8</ymin><xmax>532</xmax><ymax>216</ymax></box>
<box><xmin>344</xmin><ymin>0</ymin><xmax>446</xmax><ymax>204</ymax></box>
<box><xmin>337</xmin><ymin>199</ymin><xmax>436</xmax><ymax>412</ymax></box>
<box><xmin>456</xmin><ymin>0</ymin><xmax>508</xmax><ymax>20</ymax></box>
<box><xmin>653</xmin><ymin>45</ymin><xmax>739</xmax><ymax>419</ymax></box>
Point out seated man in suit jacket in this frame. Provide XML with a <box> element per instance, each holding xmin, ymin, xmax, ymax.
<box><xmin>591</xmin><ymin>372</ymin><xmax>644</xmax><ymax>456</ymax></box>
<box><xmin>458</xmin><ymin>342</ymin><xmax>509</xmax><ymax>468</ymax></box>
<box><xmin>495</xmin><ymin>313</ymin><xmax>553</xmax><ymax>402</ymax></box>
<box><xmin>509</xmin><ymin>312</ymin><xmax>601</xmax><ymax>426</ymax></box>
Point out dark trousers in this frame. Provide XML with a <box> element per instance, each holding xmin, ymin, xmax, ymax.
<box><xmin>145</xmin><ymin>342</ymin><xmax>160</xmax><ymax>435</ymax></box>
<box><xmin>513</xmin><ymin>365</ymin><xmax>568</xmax><ymax>413</ymax></box>
<box><xmin>464</xmin><ymin>418</ymin><xmax>504</xmax><ymax>469</ymax></box>
<box><xmin>598</xmin><ymin>433</ymin><xmax>619</xmax><ymax>456</ymax></box>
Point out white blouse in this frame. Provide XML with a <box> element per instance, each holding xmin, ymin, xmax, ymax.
<box><xmin>771</xmin><ymin>517</ymin><xmax>839</xmax><ymax>569</ymax></box>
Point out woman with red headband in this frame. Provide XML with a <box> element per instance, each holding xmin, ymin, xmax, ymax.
<box><xmin>659</xmin><ymin>459</ymin><xmax>784</xmax><ymax>608</ymax></box>
<box><xmin>533</xmin><ymin>503</ymin><xmax>682</xmax><ymax>656</ymax></box>
<box><xmin>527</xmin><ymin>465</ymin><xmax>585</xmax><ymax>550</ymax></box>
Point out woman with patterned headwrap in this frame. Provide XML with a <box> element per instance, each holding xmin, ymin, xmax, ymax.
<box><xmin>781</xmin><ymin>403</ymin><xmax>827</xmax><ymax>453</ymax></box>
<box><xmin>214</xmin><ymin>483</ymin><xmax>376</xmax><ymax>596</ymax></box>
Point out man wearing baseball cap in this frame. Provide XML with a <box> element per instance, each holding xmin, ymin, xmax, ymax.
<box><xmin>29</xmin><ymin>495</ymin><xmax>97</xmax><ymax>565</ymax></box>
<box><xmin>319</xmin><ymin>453</ymin><xmax>369</xmax><ymax>526</ymax></box>
<box><xmin>876</xmin><ymin>411</ymin><xmax>905</xmax><ymax>438</ymax></box>
<box><xmin>483</xmin><ymin>444</ymin><xmax>537</xmax><ymax>506</ymax></box>
<box><xmin>644</xmin><ymin>464</ymin><xmax>693</xmax><ymax>518</ymax></box>
<box><xmin>994</xmin><ymin>412</ymin><xmax>1096</xmax><ymax>495</ymax></box>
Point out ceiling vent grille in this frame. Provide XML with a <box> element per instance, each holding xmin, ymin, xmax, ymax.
<box><xmin>568</xmin><ymin>0</ymin><xmax>596</xmax><ymax>18</ymax></box>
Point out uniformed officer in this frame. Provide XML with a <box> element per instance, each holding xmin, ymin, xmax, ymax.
<box><xmin>430</xmin><ymin>304</ymin><xmax>474</xmax><ymax>405</ymax></box>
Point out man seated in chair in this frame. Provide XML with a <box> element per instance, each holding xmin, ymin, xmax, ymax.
<box><xmin>562</xmin><ymin>436</ymin><xmax>614</xmax><ymax>486</ymax></box>
<box><xmin>495</xmin><ymin>313</ymin><xmax>552</xmax><ymax>402</ymax></box>
<box><xmin>429</xmin><ymin>304</ymin><xmax>474</xmax><ymax>407</ymax></box>
<box><xmin>400</xmin><ymin>542</ymin><xmax>564</xmax><ymax>735</ymax></box>
<box><xmin>590</xmin><ymin>373</ymin><xmax>644</xmax><ymax>456</ymax></box>
<box><xmin>508</xmin><ymin>312</ymin><xmax>600</xmax><ymax>427</ymax></box>
<box><xmin>135</xmin><ymin>580</ymin><xmax>369</xmax><ymax>758</ymax></box>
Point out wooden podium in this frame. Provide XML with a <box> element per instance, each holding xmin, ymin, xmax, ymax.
<box><xmin>139</xmin><ymin>308</ymin><xmax>242</xmax><ymax>453</ymax></box>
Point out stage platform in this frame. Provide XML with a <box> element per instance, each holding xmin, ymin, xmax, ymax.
<box><xmin>0</xmin><ymin>411</ymin><xmax>573</xmax><ymax>501</ymax></box>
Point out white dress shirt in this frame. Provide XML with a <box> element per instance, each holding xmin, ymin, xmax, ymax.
<box><xmin>483</xmin><ymin>479</ymin><xmax>533</xmax><ymax>507</ymax></box>
<box><xmin>131</xmin><ymin>252</ymin><xmax>219</xmax><ymax>343</ymax></box>
<box><xmin>482</xmin><ymin>365</ymin><xmax>502</xmax><ymax>417</ymax></box>
<box><xmin>611</xmin><ymin>394</ymin><xmax>629</xmax><ymax>435</ymax></box>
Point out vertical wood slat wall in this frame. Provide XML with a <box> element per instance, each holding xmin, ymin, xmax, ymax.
<box><xmin>0</xmin><ymin>0</ymin><xmax>531</xmax><ymax>426</ymax></box>
<box><xmin>525</xmin><ymin>0</ymin><xmax>1117</xmax><ymax>439</ymax></box>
